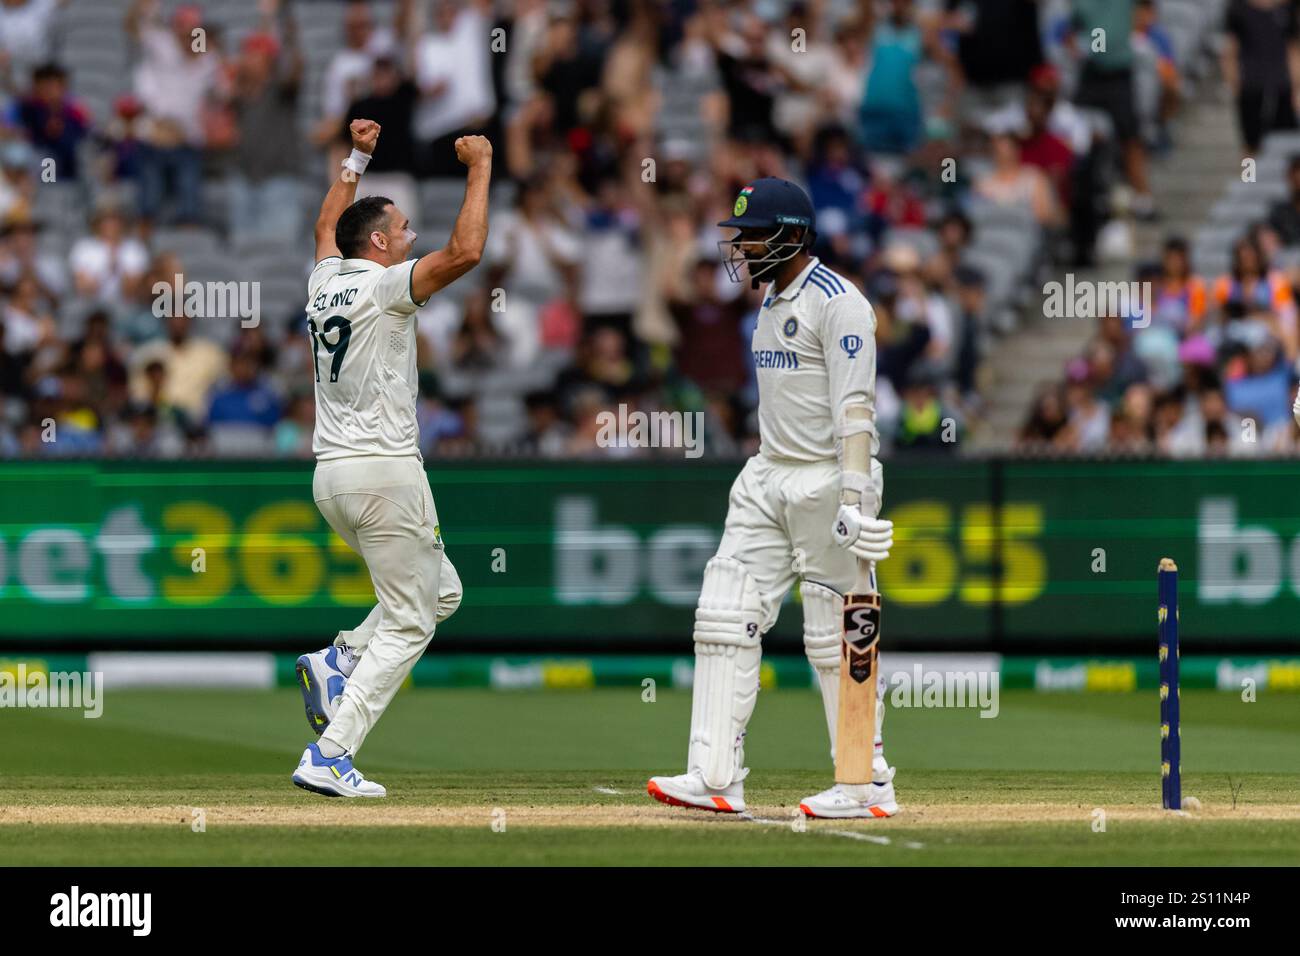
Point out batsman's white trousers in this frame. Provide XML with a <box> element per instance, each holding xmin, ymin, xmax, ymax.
<box><xmin>312</xmin><ymin>455</ymin><xmax>462</xmax><ymax>756</ymax></box>
<box><xmin>717</xmin><ymin>454</ymin><xmax>883</xmax><ymax>624</ymax></box>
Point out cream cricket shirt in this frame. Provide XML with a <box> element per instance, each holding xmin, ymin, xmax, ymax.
<box><xmin>751</xmin><ymin>257</ymin><xmax>880</xmax><ymax>462</ymax></box>
<box><xmin>306</xmin><ymin>257</ymin><xmax>429</xmax><ymax>461</ymax></box>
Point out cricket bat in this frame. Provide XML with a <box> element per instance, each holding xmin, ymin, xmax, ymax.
<box><xmin>834</xmin><ymin>484</ymin><xmax>881</xmax><ymax>785</ymax></box>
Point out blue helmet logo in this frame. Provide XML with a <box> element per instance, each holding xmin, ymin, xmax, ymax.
<box><xmin>840</xmin><ymin>334</ymin><xmax>863</xmax><ymax>358</ymax></box>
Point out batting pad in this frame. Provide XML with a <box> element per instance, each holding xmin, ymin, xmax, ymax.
<box><xmin>688</xmin><ymin>556</ymin><xmax>764</xmax><ymax>790</ymax></box>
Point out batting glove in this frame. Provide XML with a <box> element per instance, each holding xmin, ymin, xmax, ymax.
<box><xmin>832</xmin><ymin>504</ymin><xmax>893</xmax><ymax>563</ymax></box>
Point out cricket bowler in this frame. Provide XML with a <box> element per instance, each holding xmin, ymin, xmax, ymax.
<box><xmin>647</xmin><ymin>178</ymin><xmax>898</xmax><ymax>818</ymax></box>
<box><xmin>289</xmin><ymin>119</ymin><xmax>491</xmax><ymax>797</ymax></box>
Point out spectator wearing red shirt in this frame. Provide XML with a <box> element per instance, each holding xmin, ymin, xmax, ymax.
<box><xmin>1019</xmin><ymin>87</ymin><xmax>1075</xmax><ymax>211</ymax></box>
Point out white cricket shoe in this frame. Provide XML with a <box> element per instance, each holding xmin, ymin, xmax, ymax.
<box><xmin>291</xmin><ymin>742</ymin><xmax>386</xmax><ymax>798</ymax></box>
<box><xmin>295</xmin><ymin>645</ymin><xmax>348</xmax><ymax>735</ymax></box>
<box><xmin>647</xmin><ymin>770</ymin><xmax>746</xmax><ymax>814</ymax></box>
<box><xmin>800</xmin><ymin>770</ymin><xmax>899</xmax><ymax>819</ymax></box>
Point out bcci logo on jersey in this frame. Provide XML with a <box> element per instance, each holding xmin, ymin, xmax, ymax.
<box><xmin>840</xmin><ymin>334</ymin><xmax>863</xmax><ymax>358</ymax></box>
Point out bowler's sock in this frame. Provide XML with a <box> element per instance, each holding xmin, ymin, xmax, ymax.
<box><xmin>318</xmin><ymin>738</ymin><xmax>346</xmax><ymax>759</ymax></box>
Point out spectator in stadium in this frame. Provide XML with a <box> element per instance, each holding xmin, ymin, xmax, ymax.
<box><xmin>93</xmin><ymin>95</ymin><xmax>146</xmax><ymax>204</ymax></box>
<box><xmin>824</xmin><ymin>9</ymin><xmax>871</xmax><ymax>127</ymax></box>
<box><xmin>225</xmin><ymin>7</ymin><xmax>303</xmax><ymax>246</ymax></box>
<box><xmin>1064</xmin><ymin>361</ymin><xmax>1111</xmax><ymax>451</ymax></box>
<box><xmin>1018</xmin><ymin>384</ymin><xmax>1072</xmax><ymax>450</ymax></box>
<box><xmin>13</xmin><ymin>62</ymin><xmax>89</xmax><ymax>180</ymax></box>
<box><xmin>68</xmin><ymin>204</ymin><xmax>149</xmax><ymax>303</ymax></box>
<box><xmin>864</xmin><ymin>157</ymin><xmax>926</xmax><ymax>243</ymax></box>
<box><xmin>1019</xmin><ymin>87</ymin><xmax>1076</xmax><ymax>214</ymax></box>
<box><xmin>126</xmin><ymin>0</ymin><xmax>224</xmax><ymax>226</ymax></box>
<box><xmin>520</xmin><ymin>389</ymin><xmax>572</xmax><ymax>458</ymax></box>
<box><xmin>806</xmin><ymin>125</ymin><xmax>867</xmax><ymax>242</ymax></box>
<box><xmin>501</xmin><ymin>0</ymin><xmax>550</xmax><ymax>111</ymax></box>
<box><xmin>483</xmin><ymin>178</ymin><xmax>582</xmax><ymax>369</ymax></box>
<box><xmin>873</xmin><ymin>267</ymin><xmax>932</xmax><ymax>402</ymax></box>
<box><xmin>950</xmin><ymin>264</ymin><xmax>986</xmax><ymax>404</ymax></box>
<box><xmin>945</xmin><ymin>0</ymin><xmax>1044</xmax><ymax>107</ymax></box>
<box><xmin>601</xmin><ymin>1</ymin><xmax>662</xmax><ymax>146</ymax></box>
<box><xmin>1267</xmin><ymin>155</ymin><xmax>1300</xmax><ymax>247</ymax></box>
<box><xmin>128</xmin><ymin>312</ymin><xmax>227</xmax><ymax>424</ymax></box>
<box><xmin>71</xmin><ymin>310</ymin><xmax>127</xmax><ymax>417</ymax></box>
<box><xmin>1222</xmin><ymin>0</ymin><xmax>1300</xmax><ymax>154</ymax></box>
<box><xmin>1223</xmin><ymin>337</ymin><xmax>1291</xmax><ymax>428</ymax></box>
<box><xmin>888</xmin><ymin>242</ymin><xmax>955</xmax><ymax>371</ymax></box>
<box><xmin>0</xmin><ymin>0</ymin><xmax>67</xmax><ymax>90</ymax></box>
<box><xmin>44</xmin><ymin>370</ymin><xmax>103</xmax><ymax>454</ymax></box>
<box><xmin>206</xmin><ymin>346</ymin><xmax>282</xmax><ymax>443</ymax></box>
<box><xmin>1152</xmin><ymin>236</ymin><xmax>1207</xmax><ymax>334</ymax></box>
<box><xmin>894</xmin><ymin>367</ymin><xmax>957</xmax><ymax>451</ymax></box>
<box><xmin>667</xmin><ymin>257</ymin><xmax>747</xmax><ymax>395</ymax></box>
<box><xmin>112</xmin><ymin>249</ymin><xmax>178</xmax><ymax>346</ymax></box>
<box><xmin>1132</xmin><ymin>0</ymin><xmax>1182</xmax><ymax>145</ymax></box>
<box><xmin>2</xmin><ymin>269</ymin><xmax>55</xmax><ymax>356</ymax></box>
<box><xmin>273</xmin><ymin>391</ymin><xmax>314</xmax><ymax>458</ymax></box>
<box><xmin>0</xmin><ymin>139</ymin><xmax>36</xmax><ymax>221</ymax></box>
<box><xmin>975</xmin><ymin>127</ymin><xmax>1061</xmax><ymax>228</ymax></box>
<box><xmin>857</xmin><ymin>0</ymin><xmax>931</xmax><ymax>156</ymax></box>
<box><xmin>709</xmin><ymin>4</ymin><xmax>782</xmax><ymax>144</ymax></box>
<box><xmin>341</xmin><ymin>57</ymin><xmax>421</xmax><ymax>232</ymax></box>
<box><xmin>1071</xmin><ymin>0</ymin><xmax>1156</xmax><ymax>219</ymax></box>
<box><xmin>412</xmin><ymin>0</ymin><xmax>496</xmax><ymax>177</ymax></box>
<box><xmin>105</xmin><ymin>401</ymin><xmax>184</xmax><ymax>458</ymax></box>
<box><xmin>449</xmin><ymin>287</ymin><xmax>504</xmax><ymax>372</ymax></box>
<box><xmin>1211</xmin><ymin>235</ymin><xmax>1298</xmax><ymax>359</ymax></box>
<box><xmin>312</xmin><ymin>0</ymin><xmax>402</xmax><ymax>150</ymax></box>
<box><xmin>0</xmin><ymin>211</ymin><xmax>65</xmax><ymax>297</ymax></box>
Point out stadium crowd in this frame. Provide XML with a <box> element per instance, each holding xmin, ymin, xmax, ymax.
<box><xmin>0</xmin><ymin>0</ymin><xmax>1234</xmax><ymax>459</ymax></box>
<box><xmin>1021</xmin><ymin>0</ymin><xmax>1300</xmax><ymax>457</ymax></box>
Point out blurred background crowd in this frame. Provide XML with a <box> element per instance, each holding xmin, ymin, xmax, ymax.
<box><xmin>0</xmin><ymin>0</ymin><xmax>1290</xmax><ymax>460</ymax></box>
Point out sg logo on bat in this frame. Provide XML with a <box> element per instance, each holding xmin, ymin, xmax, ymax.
<box><xmin>842</xmin><ymin>594</ymin><xmax>881</xmax><ymax>685</ymax></box>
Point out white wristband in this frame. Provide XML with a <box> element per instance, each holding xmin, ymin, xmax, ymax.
<box><xmin>840</xmin><ymin>470</ymin><xmax>871</xmax><ymax>495</ymax></box>
<box><xmin>342</xmin><ymin>148</ymin><xmax>371</xmax><ymax>176</ymax></box>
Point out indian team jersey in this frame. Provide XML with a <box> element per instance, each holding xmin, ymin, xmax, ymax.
<box><xmin>751</xmin><ymin>257</ymin><xmax>879</xmax><ymax>462</ymax></box>
<box><xmin>306</xmin><ymin>256</ymin><xmax>429</xmax><ymax>461</ymax></box>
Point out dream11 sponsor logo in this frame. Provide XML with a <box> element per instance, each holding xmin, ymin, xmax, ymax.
<box><xmin>50</xmin><ymin>886</ymin><xmax>151</xmax><ymax>936</ymax></box>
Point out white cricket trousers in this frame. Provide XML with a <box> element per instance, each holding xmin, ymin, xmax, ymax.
<box><xmin>718</xmin><ymin>454</ymin><xmax>883</xmax><ymax>624</ymax></box>
<box><xmin>312</xmin><ymin>455</ymin><xmax>462</xmax><ymax>756</ymax></box>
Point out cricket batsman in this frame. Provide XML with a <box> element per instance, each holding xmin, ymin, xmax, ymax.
<box><xmin>289</xmin><ymin>119</ymin><xmax>492</xmax><ymax>797</ymax></box>
<box><xmin>647</xmin><ymin>178</ymin><xmax>898</xmax><ymax>818</ymax></box>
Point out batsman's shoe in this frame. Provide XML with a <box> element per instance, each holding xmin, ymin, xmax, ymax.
<box><xmin>292</xmin><ymin>742</ymin><xmax>386</xmax><ymax>798</ymax></box>
<box><xmin>295</xmin><ymin>646</ymin><xmax>347</xmax><ymax>735</ymax></box>
<box><xmin>647</xmin><ymin>770</ymin><xmax>746</xmax><ymax>813</ymax></box>
<box><xmin>799</xmin><ymin>776</ymin><xmax>899</xmax><ymax>819</ymax></box>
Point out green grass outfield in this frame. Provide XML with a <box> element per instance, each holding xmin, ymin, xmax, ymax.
<box><xmin>1</xmin><ymin>687</ymin><xmax>1298</xmax><ymax>865</ymax></box>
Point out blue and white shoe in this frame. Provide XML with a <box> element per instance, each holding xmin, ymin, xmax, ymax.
<box><xmin>291</xmin><ymin>742</ymin><xmax>386</xmax><ymax>798</ymax></box>
<box><xmin>295</xmin><ymin>646</ymin><xmax>347</xmax><ymax>735</ymax></box>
